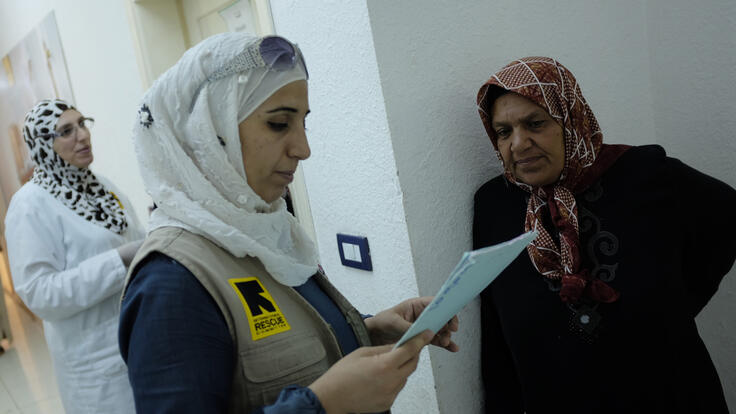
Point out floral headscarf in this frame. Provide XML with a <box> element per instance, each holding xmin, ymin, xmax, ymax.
<box><xmin>477</xmin><ymin>57</ymin><xmax>628</xmax><ymax>304</ymax></box>
<box><xmin>23</xmin><ymin>99</ymin><xmax>127</xmax><ymax>234</ymax></box>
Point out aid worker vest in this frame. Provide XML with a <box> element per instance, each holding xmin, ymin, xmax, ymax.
<box><xmin>124</xmin><ymin>227</ymin><xmax>373</xmax><ymax>412</ymax></box>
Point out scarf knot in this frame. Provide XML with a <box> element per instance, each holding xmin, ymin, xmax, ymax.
<box><xmin>560</xmin><ymin>269</ymin><xmax>620</xmax><ymax>304</ymax></box>
<box><xmin>560</xmin><ymin>272</ymin><xmax>588</xmax><ymax>303</ymax></box>
<box><xmin>586</xmin><ymin>278</ymin><xmax>621</xmax><ymax>304</ymax></box>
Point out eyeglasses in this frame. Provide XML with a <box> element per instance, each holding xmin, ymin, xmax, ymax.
<box><xmin>189</xmin><ymin>36</ymin><xmax>308</xmax><ymax>112</ymax></box>
<box><xmin>39</xmin><ymin>117</ymin><xmax>94</xmax><ymax>140</ymax></box>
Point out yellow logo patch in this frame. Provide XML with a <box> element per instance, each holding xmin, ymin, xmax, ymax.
<box><xmin>229</xmin><ymin>277</ymin><xmax>291</xmax><ymax>341</ymax></box>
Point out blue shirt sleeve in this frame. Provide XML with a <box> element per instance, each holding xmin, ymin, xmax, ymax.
<box><xmin>257</xmin><ymin>385</ymin><xmax>325</xmax><ymax>414</ymax></box>
<box><xmin>119</xmin><ymin>252</ymin><xmax>325</xmax><ymax>414</ymax></box>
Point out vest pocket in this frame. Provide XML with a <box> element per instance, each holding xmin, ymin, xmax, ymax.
<box><xmin>240</xmin><ymin>332</ymin><xmax>331</xmax><ymax>405</ymax></box>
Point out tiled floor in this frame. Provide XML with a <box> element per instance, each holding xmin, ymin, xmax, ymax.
<box><xmin>0</xmin><ymin>292</ymin><xmax>64</xmax><ymax>414</ymax></box>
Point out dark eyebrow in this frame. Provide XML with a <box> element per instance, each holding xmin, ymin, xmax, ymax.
<box><xmin>492</xmin><ymin>110</ymin><xmax>547</xmax><ymax>128</ymax></box>
<box><xmin>266</xmin><ymin>106</ymin><xmax>296</xmax><ymax>113</ymax></box>
<box><xmin>266</xmin><ymin>107</ymin><xmax>311</xmax><ymax>115</ymax></box>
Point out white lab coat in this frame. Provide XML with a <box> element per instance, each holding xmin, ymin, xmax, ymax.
<box><xmin>4</xmin><ymin>178</ymin><xmax>144</xmax><ymax>414</ymax></box>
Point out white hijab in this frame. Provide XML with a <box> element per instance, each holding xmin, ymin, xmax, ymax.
<box><xmin>132</xmin><ymin>32</ymin><xmax>318</xmax><ymax>286</ymax></box>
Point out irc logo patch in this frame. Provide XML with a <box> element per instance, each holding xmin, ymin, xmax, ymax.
<box><xmin>229</xmin><ymin>277</ymin><xmax>291</xmax><ymax>340</ymax></box>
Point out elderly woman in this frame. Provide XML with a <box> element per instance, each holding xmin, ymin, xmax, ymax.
<box><xmin>473</xmin><ymin>57</ymin><xmax>736</xmax><ymax>413</ymax></box>
<box><xmin>4</xmin><ymin>99</ymin><xmax>144</xmax><ymax>413</ymax></box>
<box><xmin>119</xmin><ymin>32</ymin><xmax>458</xmax><ymax>413</ymax></box>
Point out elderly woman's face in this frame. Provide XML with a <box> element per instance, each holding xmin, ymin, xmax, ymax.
<box><xmin>491</xmin><ymin>93</ymin><xmax>565</xmax><ymax>187</ymax></box>
<box><xmin>239</xmin><ymin>80</ymin><xmax>310</xmax><ymax>203</ymax></box>
<box><xmin>52</xmin><ymin>109</ymin><xmax>94</xmax><ymax>168</ymax></box>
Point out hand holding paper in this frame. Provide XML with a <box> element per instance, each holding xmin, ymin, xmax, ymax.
<box><xmin>394</xmin><ymin>231</ymin><xmax>537</xmax><ymax>348</ymax></box>
<box><xmin>364</xmin><ymin>297</ymin><xmax>459</xmax><ymax>352</ymax></box>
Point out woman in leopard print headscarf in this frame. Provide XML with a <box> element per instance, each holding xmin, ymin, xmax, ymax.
<box><xmin>4</xmin><ymin>99</ymin><xmax>145</xmax><ymax>414</ymax></box>
<box><xmin>23</xmin><ymin>99</ymin><xmax>127</xmax><ymax>232</ymax></box>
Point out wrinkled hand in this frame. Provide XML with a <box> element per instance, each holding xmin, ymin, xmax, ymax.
<box><xmin>364</xmin><ymin>297</ymin><xmax>459</xmax><ymax>352</ymax></box>
<box><xmin>309</xmin><ymin>330</ymin><xmax>433</xmax><ymax>414</ymax></box>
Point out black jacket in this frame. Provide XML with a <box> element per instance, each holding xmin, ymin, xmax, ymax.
<box><xmin>474</xmin><ymin>145</ymin><xmax>735</xmax><ymax>414</ymax></box>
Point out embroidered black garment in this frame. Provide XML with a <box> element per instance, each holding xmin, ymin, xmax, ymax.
<box><xmin>474</xmin><ymin>145</ymin><xmax>735</xmax><ymax>414</ymax></box>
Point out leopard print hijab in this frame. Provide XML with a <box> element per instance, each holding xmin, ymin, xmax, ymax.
<box><xmin>23</xmin><ymin>99</ymin><xmax>127</xmax><ymax>234</ymax></box>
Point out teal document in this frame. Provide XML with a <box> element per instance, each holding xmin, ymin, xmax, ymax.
<box><xmin>395</xmin><ymin>231</ymin><xmax>537</xmax><ymax>348</ymax></box>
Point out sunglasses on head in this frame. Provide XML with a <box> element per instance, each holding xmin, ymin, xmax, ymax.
<box><xmin>189</xmin><ymin>36</ymin><xmax>307</xmax><ymax>113</ymax></box>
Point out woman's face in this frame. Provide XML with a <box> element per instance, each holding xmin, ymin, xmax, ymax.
<box><xmin>239</xmin><ymin>80</ymin><xmax>310</xmax><ymax>203</ymax></box>
<box><xmin>52</xmin><ymin>109</ymin><xmax>94</xmax><ymax>168</ymax></box>
<box><xmin>491</xmin><ymin>92</ymin><xmax>565</xmax><ymax>187</ymax></box>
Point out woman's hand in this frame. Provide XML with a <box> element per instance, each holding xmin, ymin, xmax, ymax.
<box><xmin>364</xmin><ymin>297</ymin><xmax>460</xmax><ymax>352</ymax></box>
<box><xmin>308</xmin><ymin>330</ymin><xmax>433</xmax><ymax>414</ymax></box>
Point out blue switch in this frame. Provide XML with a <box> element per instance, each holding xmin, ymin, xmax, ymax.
<box><xmin>336</xmin><ymin>234</ymin><xmax>372</xmax><ymax>271</ymax></box>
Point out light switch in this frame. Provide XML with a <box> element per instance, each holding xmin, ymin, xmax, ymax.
<box><xmin>342</xmin><ymin>242</ymin><xmax>356</xmax><ymax>261</ymax></box>
<box><xmin>336</xmin><ymin>234</ymin><xmax>373</xmax><ymax>271</ymax></box>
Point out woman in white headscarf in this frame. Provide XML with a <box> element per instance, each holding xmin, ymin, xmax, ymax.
<box><xmin>119</xmin><ymin>32</ymin><xmax>459</xmax><ymax>413</ymax></box>
<box><xmin>4</xmin><ymin>99</ymin><xmax>145</xmax><ymax>414</ymax></box>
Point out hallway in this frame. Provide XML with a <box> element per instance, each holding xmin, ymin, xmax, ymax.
<box><xmin>0</xmin><ymin>291</ymin><xmax>63</xmax><ymax>414</ymax></box>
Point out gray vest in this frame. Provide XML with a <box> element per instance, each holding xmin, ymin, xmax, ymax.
<box><xmin>124</xmin><ymin>227</ymin><xmax>372</xmax><ymax>412</ymax></box>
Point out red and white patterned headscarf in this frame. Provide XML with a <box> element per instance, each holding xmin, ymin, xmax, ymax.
<box><xmin>477</xmin><ymin>57</ymin><xmax>628</xmax><ymax>304</ymax></box>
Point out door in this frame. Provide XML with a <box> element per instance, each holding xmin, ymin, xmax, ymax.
<box><xmin>177</xmin><ymin>0</ymin><xmax>268</xmax><ymax>46</ymax></box>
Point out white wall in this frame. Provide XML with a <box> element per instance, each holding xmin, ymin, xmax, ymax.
<box><xmin>646</xmin><ymin>0</ymin><xmax>736</xmax><ymax>409</ymax></box>
<box><xmin>0</xmin><ymin>0</ymin><xmax>150</xmax><ymax>224</ymax></box>
<box><xmin>269</xmin><ymin>1</ymin><xmax>440</xmax><ymax>413</ymax></box>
